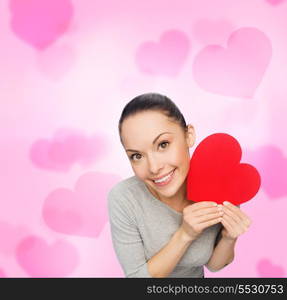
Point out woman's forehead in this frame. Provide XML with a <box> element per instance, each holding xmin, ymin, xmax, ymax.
<box><xmin>121</xmin><ymin>111</ymin><xmax>180</xmax><ymax>147</ymax></box>
<box><xmin>122</xmin><ymin>111</ymin><xmax>174</xmax><ymax>129</ymax></box>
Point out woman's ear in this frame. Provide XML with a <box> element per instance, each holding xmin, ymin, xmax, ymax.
<box><xmin>185</xmin><ymin>124</ymin><xmax>196</xmax><ymax>148</ymax></box>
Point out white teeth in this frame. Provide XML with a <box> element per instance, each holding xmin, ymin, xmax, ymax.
<box><xmin>154</xmin><ymin>170</ymin><xmax>174</xmax><ymax>183</ymax></box>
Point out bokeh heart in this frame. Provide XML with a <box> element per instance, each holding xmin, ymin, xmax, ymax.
<box><xmin>0</xmin><ymin>269</ymin><xmax>6</xmax><ymax>277</ymax></box>
<box><xmin>257</xmin><ymin>258</ymin><xmax>285</xmax><ymax>277</ymax></box>
<box><xmin>266</xmin><ymin>0</ymin><xmax>285</xmax><ymax>6</ymax></box>
<box><xmin>244</xmin><ymin>145</ymin><xmax>287</xmax><ymax>199</ymax></box>
<box><xmin>9</xmin><ymin>0</ymin><xmax>73</xmax><ymax>50</ymax></box>
<box><xmin>16</xmin><ymin>235</ymin><xmax>79</xmax><ymax>277</ymax></box>
<box><xmin>192</xmin><ymin>18</ymin><xmax>235</xmax><ymax>45</ymax></box>
<box><xmin>192</xmin><ymin>27</ymin><xmax>272</xmax><ymax>98</ymax></box>
<box><xmin>135</xmin><ymin>29</ymin><xmax>190</xmax><ymax>77</ymax></box>
<box><xmin>0</xmin><ymin>221</ymin><xmax>28</xmax><ymax>256</ymax></box>
<box><xmin>30</xmin><ymin>129</ymin><xmax>107</xmax><ymax>172</ymax></box>
<box><xmin>187</xmin><ymin>133</ymin><xmax>261</xmax><ymax>205</ymax></box>
<box><xmin>42</xmin><ymin>172</ymin><xmax>121</xmax><ymax>238</ymax></box>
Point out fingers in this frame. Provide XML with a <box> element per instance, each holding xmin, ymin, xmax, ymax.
<box><xmin>221</xmin><ymin>205</ymin><xmax>242</xmax><ymax>224</ymax></box>
<box><xmin>183</xmin><ymin>201</ymin><xmax>252</xmax><ymax>237</ymax></box>
<box><xmin>196</xmin><ymin>211</ymin><xmax>224</xmax><ymax>224</ymax></box>
<box><xmin>223</xmin><ymin>202</ymin><xmax>245</xmax><ymax>221</ymax></box>
<box><xmin>223</xmin><ymin>202</ymin><xmax>252</xmax><ymax>227</ymax></box>
<box><xmin>220</xmin><ymin>217</ymin><xmax>234</xmax><ymax>235</ymax></box>
<box><xmin>184</xmin><ymin>201</ymin><xmax>217</xmax><ymax>213</ymax></box>
<box><xmin>222</xmin><ymin>212</ymin><xmax>247</xmax><ymax>234</ymax></box>
<box><xmin>198</xmin><ymin>216</ymin><xmax>222</xmax><ymax>231</ymax></box>
<box><xmin>184</xmin><ymin>202</ymin><xmax>223</xmax><ymax>229</ymax></box>
<box><xmin>193</xmin><ymin>206</ymin><xmax>221</xmax><ymax>217</ymax></box>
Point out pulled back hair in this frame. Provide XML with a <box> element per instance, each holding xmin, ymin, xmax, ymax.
<box><xmin>118</xmin><ymin>93</ymin><xmax>187</xmax><ymax>144</ymax></box>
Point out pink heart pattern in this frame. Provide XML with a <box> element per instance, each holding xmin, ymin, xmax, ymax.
<box><xmin>0</xmin><ymin>269</ymin><xmax>6</xmax><ymax>277</ymax></box>
<box><xmin>43</xmin><ymin>172</ymin><xmax>121</xmax><ymax>237</ymax></box>
<box><xmin>0</xmin><ymin>221</ymin><xmax>28</xmax><ymax>256</ymax></box>
<box><xmin>243</xmin><ymin>145</ymin><xmax>287</xmax><ymax>199</ymax></box>
<box><xmin>257</xmin><ymin>258</ymin><xmax>285</xmax><ymax>277</ymax></box>
<box><xmin>30</xmin><ymin>129</ymin><xmax>107</xmax><ymax>172</ymax></box>
<box><xmin>266</xmin><ymin>0</ymin><xmax>285</xmax><ymax>5</ymax></box>
<box><xmin>9</xmin><ymin>0</ymin><xmax>74</xmax><ymax>50</ymax></box>
<box><xmin>193</xmin><ymin>27</ymin><xmax>272</xmax><ymax>98</ymax></box>
<box><xmin>135</xmin><ymin>29</ymin><xmax>190</xmax><ymax>77</ymax></box>
<box><xmin>16</xmin><ymin>235</ymin><xmax>79</xmax><ymax>277</ymax></box>
<box><xmin>192</xmin><ymin>18</ymin><xmax>235</xmax><ymax>45</ymax></box>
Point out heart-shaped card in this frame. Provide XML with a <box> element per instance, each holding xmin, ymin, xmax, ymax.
<box><xmin>186</xmin><ymin>133</ymin><xmax>261</xmax><ymax>205</ymax></box>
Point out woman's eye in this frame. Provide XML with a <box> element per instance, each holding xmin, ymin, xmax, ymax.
<box><xmin>130</xmin><ymin>141</ymin><xmax>169</xmax><ymax>161</ymax></box>
<box><xmin>159</xmin><ymin>141</ymin><xmax>169</xmax><ymax>149</ymax></box>
<box><xmin>130</xmin><ymin>153</ymin><xmax>141</xmax><ymax>161</ymax></box>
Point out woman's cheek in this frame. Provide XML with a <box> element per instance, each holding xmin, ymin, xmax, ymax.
<box><xmin>171</xmin><ymin>144</ymin><xmax>186</xmax><ymax>164</ymax></box>
<box><xmin>176</xmin><ymin>144</ymin><xmax>191</xmax><ymax>173</ymax></box>
<box><xmin>132</xmin><ymin>164</ymin><xmax>146</xmax><ymax>179</ymax></box>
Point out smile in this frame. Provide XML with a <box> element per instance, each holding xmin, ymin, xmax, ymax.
<box><xmin>152</xmin><ymin>168</ymin><xmax>176</xmax><ymax>186</ymax></box>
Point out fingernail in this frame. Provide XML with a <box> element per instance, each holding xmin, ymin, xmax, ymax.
<box><xmin>223</xmin><ymin>201</ymin><xmax>230</xmax><ymax>205</ymax></box>
<box><xmin>213</xmin><ymin>203</ymin><xmax>218</xmax><ymax>206</ymax></box>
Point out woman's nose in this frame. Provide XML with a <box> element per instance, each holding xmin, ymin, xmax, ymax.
<box><xmin>147</xmin><ymin>156</ymin><xmax>163</xmax><ymax>175</ymax></box>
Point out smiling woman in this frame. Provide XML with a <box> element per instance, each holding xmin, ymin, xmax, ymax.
<box><xmin>107</xmin><ymin>93</ymin><xmax>237</xmax><ymax>278</ymax></box>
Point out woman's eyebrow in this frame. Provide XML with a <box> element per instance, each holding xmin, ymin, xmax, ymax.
<box><xmin>125</xmin><ymin>132</ymin><xmax>173</xmax><ymax>153</ymax></box>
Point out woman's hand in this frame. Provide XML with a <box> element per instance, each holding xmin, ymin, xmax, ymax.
<box><xmin>180</xmin><ymin>201</ymin><xmax>223</xmax><ymax>242</ymax></box>
<box><xmin>220</xmin><ymin>201</ymin><xmax>252</xmax><ymax>241</ymax></box>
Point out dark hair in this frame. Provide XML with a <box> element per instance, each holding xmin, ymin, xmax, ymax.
<box><xmin>118</xmin><ymin>93</ymin><xmax>187</xmax><ymax>144</ymax></box>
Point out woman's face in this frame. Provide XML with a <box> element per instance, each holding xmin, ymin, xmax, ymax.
<box><xmin>120</xmin><ymin>110</ymin><xmax>195</xmax><ymax>202</ymax></box>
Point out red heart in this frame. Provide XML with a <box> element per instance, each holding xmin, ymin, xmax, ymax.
<box><xmin>186</xmin><ymin>133</ymin><xmax>261</xmax><ymax>205</ymax></box>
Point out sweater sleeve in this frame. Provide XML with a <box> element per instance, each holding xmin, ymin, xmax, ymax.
<box><xmin>107</xmin><ymin>188</ymin><xmax>152</xmax><ymax>278</ymax></box>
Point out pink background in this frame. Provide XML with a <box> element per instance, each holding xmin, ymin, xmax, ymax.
<box><xmin>0</xmin><ymin>0</ymin><xmax>286</xmax><ymax>277</ymax></box>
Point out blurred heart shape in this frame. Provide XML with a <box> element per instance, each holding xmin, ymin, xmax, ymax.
<box><xmin>0</xmin><ymin>269</ymin><xmax>6</xmax><ymax>277</ymax></box>
<box><xmin>16</xmin><ymin>235</ymin><xmax>79</xmax><ymax>277</ymax></box>
<box><xmin>135</xmin><ymin>29</ymin><xmax>190</xmax><ymax>77</ymax></box>
<box><xmin>187</xmin><ymin>133</ymin><xmax>261</xmax><ymax>205</ymax></box>
<box><xmin>30</xmin><ymin>129</ymin><xmax>107</xmax><ymax>172</ymax></box>
<box><xmin>266</xmin><ymin>0</ymin><xmax>285</xmax><ymax>5</ymax></box>
<box><xmin>0</xmin><ymin>221</ymin><xmax>28</xmax><ymax>256</ymax></box>
<box><xmin>244</xmin><ymin>145</ymin><xmax>287</xmax><ymax>199</ymax></box>
<box><xmin>9</xmin><ymin>0</ymin><xmax>74</xmax><ymax>50</ymax></box>
<box><xmin>257</xmin><ymin>258</ymin><xmax>285</xmax><ymax>277</ymax></box>
<box><xmin>42</xmin><ymin>172</ymin><xmax>121</xmax><ymax>237</ymax></box>
<box><xmin>193</xmin><ymin>27</ymin><xmax>272</xmax><ymax>98</ymax></box>
<box><xmin>192</xmin><ymin>18</ymin><xmax>235</xmax><ymax>45</ymax></box>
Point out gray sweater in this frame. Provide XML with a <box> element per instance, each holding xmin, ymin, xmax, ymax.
<box><xmin>107</xmin><ymin>175</ymin><xmax>223</xmax><ymax>278</ymax></box>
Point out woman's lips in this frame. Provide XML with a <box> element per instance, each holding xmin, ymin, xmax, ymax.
<box><xmin>152</xmin><ymin>168</ymin><xmax>176</xmax><ymax>187</ymax></box>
